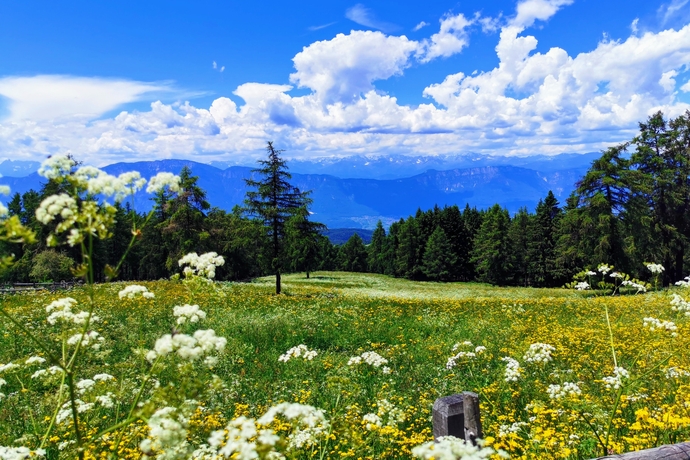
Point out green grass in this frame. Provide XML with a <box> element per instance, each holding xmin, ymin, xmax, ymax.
<box><xmin>0</xmin><ymin>272</ymin><xmax>688</xmax><ymax>459</ymax></box>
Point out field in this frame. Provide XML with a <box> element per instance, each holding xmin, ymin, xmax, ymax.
<box><xmin>1</xmin><ymin>272</ymin><xmax>689</xmax><ymax>459</ymax></box>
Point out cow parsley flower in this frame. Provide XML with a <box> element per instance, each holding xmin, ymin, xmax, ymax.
<box><xmin>597</xmin><ymin>264</ymin><xmax>612</xmax><ymax>275</ymax></box>
<box><xmin>523</xmin><ymin>343</ymin><xmax>555</xmax><ymax>364</ymax></box>
<box><xmin>279</xmin><ymin>344</ymin><xmax>318</xmax><ymax>362</ymax></box>
<box><xmin>412</xmin><ymin>437</ymin><xmax>502</xmax><ymax>460</ymax></box>
<box><xmin>25</xmin><ymin>356</ymin><xmax>46</xmax><ymax>366</ymax></box>
<box><xmin>675</xmin><ymin>276</ymin><xmax>690</xmax><ymax>288</ymax></box>
<box><xmin>38</xmin><ymin>155</ymin><xmax>75</xmax><ymax>180</ymax></box>
<box><xmin>670</xmin><ymin>294</ymin><xmax>690</xmax><ymax>316</ymax></box>
<box><xmin>547</xmin><ymin>382</ymin><xmax>582</xmax><ymax>399</ymax></box>
<box><xmin>0</xmin><ymin>446</ymin><xmax>47</xmax><ymax>459</ymax></box>
<box><xmin>173</xmin><ymin>304</ymin><xmax>207</xmax><ymax>325</ymax></box>
<box><xmin>118</xmin><ymin>285</ymin><xmax>155</xmax><ymax>299</ymax></box>
<box><xmin>146</xmin><ymin>172</ymin><xmax>181</xmax><ymax>194</ymax></box>
<box><xmin>140</xmin><ymin>407</ymin><xmax>188</xmax><ymax>458</ymax></box>
<box><xmin>35</xmin><ymin>194</ymin><xmax>78</xmax><ymax>225</ymax></box>
<box><xmin>643</xmin><ymin>317</ymin><xmax>677</xmax><ymax>336</ymax></box>
<box><xmin>348</xmin><ymin>351</ymin><xmax>388</xmax><ymax>368</ymax></box>
<box><xmin>502</xmin><ymin>357</ymin><xmax>521</xmax><ymax>382</ymax></box>
<box><xmin>646</xmin><ymin>262</ymin><xmax>665</xmax><ymax>274</ymax></box>
<box><xmin>574</xmin><ymin>281</ymin><xmax>590</xmax><ymax>290</ymax></box>
<box><xmin>178</xmin><ymin>252</ymin><xmax>225</xmax><ymax>280</ymax></box>
<box><xmin>603</xmin><ymin>366</ymin><xmax>629</xmax><ymax>390</ymax></box>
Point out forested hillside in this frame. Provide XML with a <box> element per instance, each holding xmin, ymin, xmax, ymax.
<box><xmin>2</xmin><ymin>111</ymin><xmax>689</xmax><ymax>287</ymax></box>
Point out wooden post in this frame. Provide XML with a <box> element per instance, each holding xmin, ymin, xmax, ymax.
<box><xmin>594</xmin><ymin>442</ymin><xmax>690</xmax><ymax>459</ymax></box>
<box><xmin>432</xmin><ymin>392</ymin><xmax>483</xmax><ymax>444</ymax></box>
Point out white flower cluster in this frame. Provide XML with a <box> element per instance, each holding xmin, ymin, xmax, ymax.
<box><xmin>643</xmin><ymin>317</ymin><xmax>678</xmax><ymax>336</ymax></box>
<box><xmin>412</xmin><ymin>437</ymin><xmax>503</xmax><ymax>460</ymax></box>
<box><xmin>362</xmin><ymin>413</ymin><xmax>382</xmax><ymax>430</ymax></box>
<box><xmin>665</xmin><ymin>367</ymin><xmax>690</xmax><ymax>379</ymax></box>
<box><xmin>348</xmin><ymin>351</ymin><xmax>388</xmax><ymax>369</ymax></box>
<box><xmin>675</xmin><ymin>276</ymin><xmax>690</xmax><ymax>287</ymax></box>
<box><xmin>585</xmin><ymin>270</ymin><xmax>597</xmax><ymax>276</ymax></box>
<box><xmin>646</xmin><ymin>263</ymin><xmax>665</xmax><ymax>274</ymax></box>
<box><xmin>279</xmin><ymin>344</ymin><xmax>318</xmax><ymax>362</ymax></box>
<box><xmin>178</xmin><ymin>252</ymin><xmax>225</xmax><ymax>280</ymax></box>
<box><xmin>621</xmin><ymin>280</ymin><xmax>647</xmax><ymax>292</ymax></box>
<box><xmin>38</xmin><ymin>155</ymin><xmax>76</xmax><ymax>180</ymax></box>
<box><xmin>25</xmin><ymin>356</ymin><xmax>46</xmax><ymax>365</ymax></box>
<box><xmin>0</xmin><ymin>446</ymin><xmax>46</xmax><ymax>459</ymax></box>
<box><xmin>30</xmin><ymin>366</ymin><xmax>64</xmax><ymax>380</ymax></box>
<box><xmin>45</xmin><ymin>298</ymin><xmax>100</xmax><ymax>326</ymax></box>
<box><xmin>603</xmin><ymin>366</ymin><xmax>630</xmax><ymax>390</ymax></box>
<box><xmin>146</xmin><ymin>330</ymin><xmax>226</xmax><ymax>364</ymax></box>
<box><xmin>56</xmin><ymin>399</ymin><xmax>95</xmax><ymax>425</ymax></box>
<box><xmin>73</xmin><ymin>166</ymin><xmax>147</xmax><ymax>202</ymax></box>
<box><xmin>671</xmin><ymin>294</ymin><xmax>690</xmax><ymax>316</ymax></box>
<box><xmin>502</xmin><ymin>357</ymin><xmax>521</xmax><ymax>382</ymax></box>
<box><xmin>0</xmin><ymin>363</ymin><xmax>19</xmax><ymax>373</ymax></box>
<box><xmin>119</xmin><ymin>285</ymin><xmax>155</xmax><ymax>299</ymax></box>
<box><xmin>67</xmin><ymin>331</ymin><xmax>105</xmax><ymax>350</ymax></box>
<box><xmin>146</xmin><ymin>172</ymin><xmax>182</xmax><ymax>194</ymax></box>
<box><xmin>205</xmin><ymin>403</ymin><xmax>329</xmax><ymax>457</ymax></box>
<box><xmin>547</xmin><ymin>382</ymin><xmax>582</xmax><ymax>399</ymax></box>
<box><xmin>574</xmin><ymin>281</ymin><xmax>590</xmax><ymax>291</ymax></box>
<box><xmin>140</xmin><ymin>406</ymin><xmax>189</xmax><ymax>459</ymax></box>
<box><xmin>523</xmin><ymin>343</ymin><xmax>555</xmax><ymax>364</ymax></box>
<box><xmin>173</xmin><ymin>304</ymin><xmax>207</xmax><ymax>325</ymax></box>
<box><xmin>610</xmin><ymin>272</ymin><xmax>623</xmax><ymax>279</ymax></box>
<box><xmin>498</xmin><ymin>421</ymin><xmax>528</xmax><ymax>437</ymax></box>
<box><xmin>35</xmin><ymin>194</ymin><xmax>77</xmax><ymax>225</ymax></box>
<box><xmin>446</xmin><ymin>342</ymin><xmax>486</xmax><ymax>369</ymax></box>
<box><xmin>597</xmin><ymin>264</ymin><xmax>612</xmax><ymax>275</ymax></box>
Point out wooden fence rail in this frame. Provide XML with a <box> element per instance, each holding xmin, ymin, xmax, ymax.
<box><xmin>0</xmin><ymin>281</ymin><xmax>82</xmax><ymax>293</ymax></box>
<box><xmin>432</xmin><ymin>393</ymin><xmax>690</xmax><ymax>459</ymax></box>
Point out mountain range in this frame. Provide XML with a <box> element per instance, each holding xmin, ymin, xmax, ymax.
<box><xmin>0</xmin><ymin>153</ymin><xmax>596</xmax><ymax>229</ymax></box>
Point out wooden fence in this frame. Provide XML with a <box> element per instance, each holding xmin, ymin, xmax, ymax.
<box><xmin>433</xmin><ymin>393</ymin><xmax>690</xmax><ymax>459</ymax></box>
<box><xmin>0</xmin><ymin>281</ymin><xmax>82</xmax><ymax>294</ymax></box>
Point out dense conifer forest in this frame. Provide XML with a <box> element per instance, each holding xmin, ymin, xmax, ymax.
<box><xmin>2</xmin><ymin>110</ymin><xmax>690</xmax><ymax>287</ymax></box>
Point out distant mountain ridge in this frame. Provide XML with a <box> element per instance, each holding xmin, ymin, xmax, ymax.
<box><xmin>0</xmin><ymin>156</ymin><xmax>592</xmax><ymax>229</ymax></box>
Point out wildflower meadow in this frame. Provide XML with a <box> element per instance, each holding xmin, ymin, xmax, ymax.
<box><xmin>0</xmin><ymin>156</ymin><xmax>689</xmax><ymax>459</ymax></box>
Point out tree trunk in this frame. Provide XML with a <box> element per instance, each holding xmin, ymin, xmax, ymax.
<box><xmin>306</xmin><ymin>271</ymin><xmax>310</xmax><ymax>279</ymax></box>
<box><xmin>276</xmin><ymin>271</ymin><xmax>281</xmax><ymax>295</ymax></box>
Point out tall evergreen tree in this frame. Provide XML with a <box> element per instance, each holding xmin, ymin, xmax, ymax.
<box><xmin>471</xmin><ymin>204</ymin><xmax>511</xmax><ymax>285</ymax></box>
<box><xmin>507</xmin><ymin>207</ymin><xmax>532</xmax><ymax>286</ymax></box>
<box><xmin>527</xmin><ymin>191</ymin><xmax>562</xmax><ymax>286</ymax></box>
<box><xmin>367</xmin><ymin>221</ymin><xmax>387</xmax><ymax>274</ymax></box>
<box><xmin>338</xmin><ymin>233</ymin><xmax>368</xmax><ymax>272</ymax></box>
<box><xmin>422</xmin><ymin>226</ymin><xmax>456</xmax><ymax>281</ymax></box>
<box><xmin>244</xmin><ymin>141</ymin><xmax>312</xmax><ymax>294</ymax></box>
<box><xmin>285</xmin><ymin>206</ymin><xmax>326</xmax><ymax>278</ymax></box>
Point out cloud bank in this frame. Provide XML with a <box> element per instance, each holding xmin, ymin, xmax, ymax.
<box><xmin>1</xmin><ymin>0</ymin><xmax>689</xmax><ymax>165</ymax></box>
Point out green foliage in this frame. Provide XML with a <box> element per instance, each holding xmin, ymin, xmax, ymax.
<box><xmin>29</xmin><ymin>250</ymin><xmax>75</xmax><ymax>282</ymax></box>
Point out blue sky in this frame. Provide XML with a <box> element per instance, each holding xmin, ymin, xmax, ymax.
<box><xmin>1</xmin><ymin>0</ymin><xmax>689</xmax><ymax>165</ymax></box>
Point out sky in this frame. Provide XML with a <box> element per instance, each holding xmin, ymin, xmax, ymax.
<box><xmin>1</xmin><ymin>0</ymin><xmax>690</xmax><ymax>165</ymax></box>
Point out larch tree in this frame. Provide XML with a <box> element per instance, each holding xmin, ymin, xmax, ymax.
<box><xmin>244</xmin><ymin>141</ymin><xmax>313</xmax><ymax>294</ymax></box>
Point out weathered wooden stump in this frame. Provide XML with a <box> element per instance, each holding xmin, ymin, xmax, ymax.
<box><xmin>432</xmin><ymin>392</ymin><xmax>482</xmax><ymax>444</ymax></box>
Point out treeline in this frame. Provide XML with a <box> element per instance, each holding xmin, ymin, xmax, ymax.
<box><xmin>358</xmin><ymin>110</ymin><xmax>690</xmax><ymax>286</ymax></box>
<box><xmin>2</xmin><ymin>110</ymin><xmax>689</xmax><ymax>287</ymax></box>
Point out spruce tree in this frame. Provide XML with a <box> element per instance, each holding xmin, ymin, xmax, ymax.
<box><xmin>471</xmin><ymin>204</ymin><xmax>511</xmax><ymax>285</ymax></box>
<box><xmin>422</xmin><ymin>226</ymin><xmax>455</xmax><ymax>281</ymax></box>
<box><xmin>367</xmin><ymin>221</ymin><xmax>386</xmax><ymax>273</ymax></box>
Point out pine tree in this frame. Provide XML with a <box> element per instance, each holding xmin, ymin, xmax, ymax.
<box><xmin>507</xmin><ymin>207</ymin><xmax>531</xmax><ymax>286</ymax></box>
<box><xmin>244</xmin><ymin>142</ymin><xmax>312</xmax><ymax>294</ymax></box>
<box><xmin>285</xmin><ymin>206</ymin><xmax>326</xmax><ymax>278</ymax></box>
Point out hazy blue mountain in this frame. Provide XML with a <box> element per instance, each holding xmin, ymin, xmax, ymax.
<box><xmin>0</xmin><ymin>160</ymin><xmax>41</xmax><ymax>177</ymax></box>
<box><xmin>0</xmin><ymin>159</ymin><xmax>587</xmax><ymax>230</ymax></box>
<box><xmin>323</xmin><ymin>228</ymin><xmax>373</xmax><ymax>245</ymax></box>
<box><xmin>211</xmin><ymin>152</ymin><xmax>598</xmax><ymax>179</ymax></box>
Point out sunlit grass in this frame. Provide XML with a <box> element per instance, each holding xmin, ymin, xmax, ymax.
<box><xmin>1</xmin><ymin>272</ymin><xmax>689</xmax><ymax>458</ymax></box>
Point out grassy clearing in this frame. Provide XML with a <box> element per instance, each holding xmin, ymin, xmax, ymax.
<box><xmin>1</xmin><ymin>272</ymin><xmax>689</xmax><ymax>459</ymax></box>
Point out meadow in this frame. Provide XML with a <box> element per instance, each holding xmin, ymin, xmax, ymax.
<box><xmin>1</xmin><ymin>272</ymin><xmax>689</xmax><ymax>459</ymax></box>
